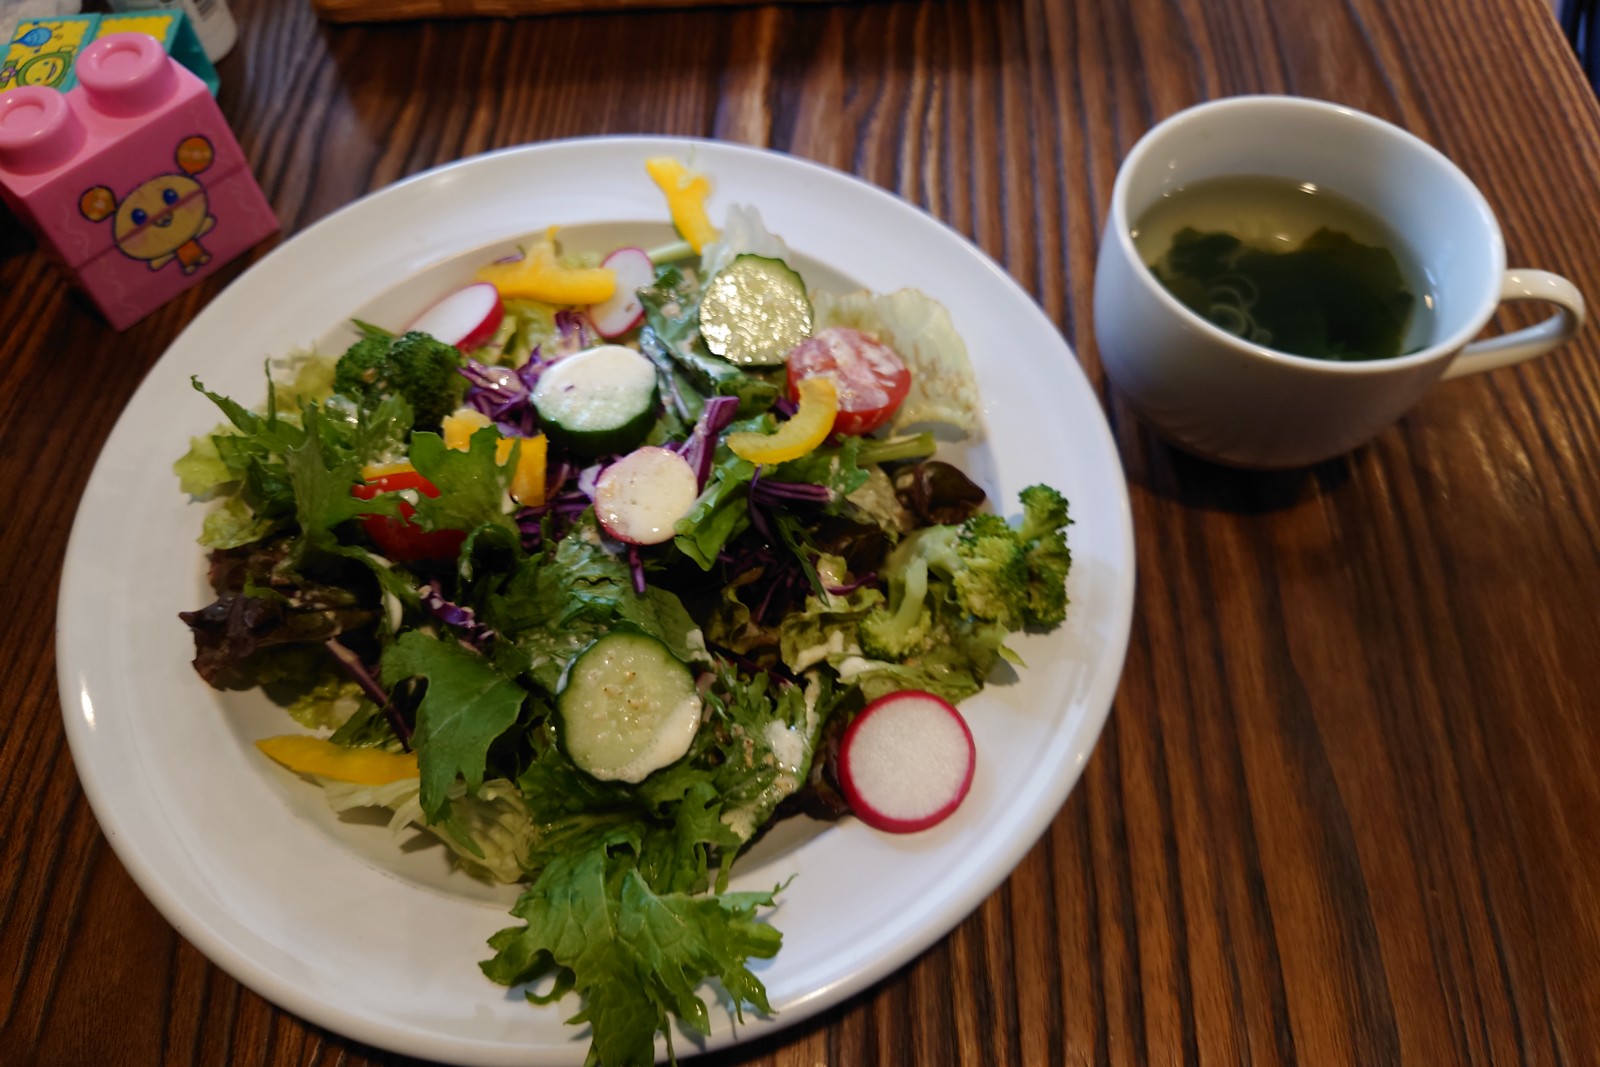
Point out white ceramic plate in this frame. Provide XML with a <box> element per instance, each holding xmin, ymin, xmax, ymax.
<box><xmin>57</xmin><ymin>138</ymin><xmax>1135</xmax><ymax>1065</ymax></box>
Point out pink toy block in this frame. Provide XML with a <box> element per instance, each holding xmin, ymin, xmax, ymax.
<box><xmin>0</xmin><ymin>33</ymin><xmax>276</xmax><ymax>330</ymax></box>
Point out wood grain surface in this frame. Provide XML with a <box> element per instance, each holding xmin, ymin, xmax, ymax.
<box><xmin>5</xmin><ymin>0</ymin><xmax>1600</xmax><ymax>1064</ymax></box>
<box><xmin>311</xmin><ymin>0</ymin><xmax>836</xmax><ymax>22</ymax></box>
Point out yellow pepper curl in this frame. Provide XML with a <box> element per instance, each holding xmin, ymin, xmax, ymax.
<box><xmin>727</xmin><ymin>377</ymin><xmax>838</xmax><ymax>464</ymax></box>
<box><xmin>477</xmin><ymin>227</ymin><xmax>615</xmax><ymax>305</ymax></box>
<box><xmin>646</xmin><ymin>158</ymin><xmax>719</xmax><ymax>253</ymax></box>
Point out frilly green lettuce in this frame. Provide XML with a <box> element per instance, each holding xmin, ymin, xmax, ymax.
<box><xmin>322</xmin><ymin>776</ymin><xmax>536</xmax><ymax>884</ymax></box>
<box><xmin>811</xmin><ymin>288</ymin><xmax>982</xmax><ymax>436</ymax></box>
<box><xmin>700</xmin><ymin>204</ymin><xmax>792</xmax><ymax>279</ymax></box>
<box><xmin>174</xmin><ymin>431</ymin><xmax>234</xmax><ymax>498</ymax></box>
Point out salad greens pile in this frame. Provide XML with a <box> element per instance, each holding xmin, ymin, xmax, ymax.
<box><xmin>175</xmin><ymin>170</ymin><xmax>1073</xmax><ymax>1065</ymax></box>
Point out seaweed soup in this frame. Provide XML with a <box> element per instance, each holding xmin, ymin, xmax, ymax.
<box><xmin>1132</xmin><ymin>175</ymin><xmax>1436</xmax><ymax>362</ymax></box>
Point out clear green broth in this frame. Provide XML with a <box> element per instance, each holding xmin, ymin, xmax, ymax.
<box><xmin>1131</xmin><ymin>175</ymin><xmax>1435</xmax><ymax>362</ymax></box>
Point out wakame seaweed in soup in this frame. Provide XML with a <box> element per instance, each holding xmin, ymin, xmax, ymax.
<box><xmin>1132</xmin><ymin>175</ymin><xmax>1435</xmax><ymax>362</ymax></box>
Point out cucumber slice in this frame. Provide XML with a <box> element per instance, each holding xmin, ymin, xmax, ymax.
<box><xmin>557</xmin><ymin>632</ymin><xmax>703</xmax><ymax>783</ymax></box>
<box><xmin>698</xmin><ymin>254</ymin><xmax>813</xmax><ymax>367</ymax></box>
<box><xmin>532</xmin><ymin>344</ymin><xmax>658</xmax><ymax>456</ymax></box>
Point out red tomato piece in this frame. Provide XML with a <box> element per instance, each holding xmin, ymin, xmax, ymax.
<box><xmin>351</xmin><ymin>471</ymin><xmax>466</xmax><ymax>562</ymax></box>
<box><xmin>785</xmin><ymin>327</ymin><xmax>911</xmax><ymax>437</ymax></box>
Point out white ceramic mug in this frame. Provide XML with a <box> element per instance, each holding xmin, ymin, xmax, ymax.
<box><xmin>1093</xmin><ymin>95</ymin><xmax>1585</xmax><ymax>469</ymax></box>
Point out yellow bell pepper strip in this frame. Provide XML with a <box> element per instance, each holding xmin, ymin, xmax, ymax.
<box><xmin>440</xmin><ymin>409</ymin><xmax>548</xmax><ymax>506</ymax></box>
<box><xmin>441</xmin><ymin>408</ymin><xmax>492</xmax><ymax>451</ymax></box>
<box><xmin>476</xmin><ymin>227</ymin><xmax>616</xmax><ymax>305</ymax></box>
<box><xmin>726</xmin><ymin>376</ymin><xmax>838</xmax><ymax>464</ymax></box>
<box><xmin>361</xmin><ymin>460</ymin><xmax>416</xmax><ymax>481</ymax></box>
<box><xmin>645</xmin><ymin>158</ymin><xmax>719</xmax><ymax>253</ymax></box>
<box><xmin>508</xmin><ymin>433</ymin><xmax>548</xmax><ymax>507</ymax></box>
<box><xmin>256</xmin><ymin>735</ymin><xmax>419</xmax><ymax>785</ymax></box>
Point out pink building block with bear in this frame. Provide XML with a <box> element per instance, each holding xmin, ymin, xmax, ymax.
<box><xmin>0</xmin><ymin>32</ymin><xmax>276</xmax><ymax>330</ymax></box>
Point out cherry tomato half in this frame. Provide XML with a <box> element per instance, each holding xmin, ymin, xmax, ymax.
<box><xmin>351</xmin><ymin>471</ymin><xmax>466</xmax><ymax>562</ymax></box>
<box><xmin>784</xmin><ymin>327</ymin><xmax>911</xmax><ymax>437</ymax></box>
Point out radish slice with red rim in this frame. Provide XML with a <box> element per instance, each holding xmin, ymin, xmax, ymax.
<box><xmin>594</xmin><ymin>446</ymin><xmax>698</xmax><ymax>545</ymax></box>
<box><xmin>590</xmin><ymin>247</ymin><xmax>656</xmax><ymax>338</ymax></box>
<box><xmin>838</xmin><ymin>690</ymin><xmax>976</xmax><ymax>833</ymax></box>
<box><xmin>408</xmin><ymin>282</ymin><xmax>504</xmax><ymax>351</ymax></box>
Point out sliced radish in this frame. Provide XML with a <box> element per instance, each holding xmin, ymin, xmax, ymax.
<box><xmin>594</xmin><ymin>446</ymin><xmax>698</xmax><ymax>545</ymax></box>
<box><xmin>408</xmin><ymin>282</ymin><xmax>504</xmax><ymax>351</ymax></box>
<box><xmin>589</xmin><ymin>247</ymin><xmax>656</xmax><ymax>338</ymax></box>
<box><xmin>838</xmin><ymin>690</ymin><xmax>976</xmax><ymax>833</ymax></box>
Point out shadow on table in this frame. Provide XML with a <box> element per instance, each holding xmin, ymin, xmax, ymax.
<box><xmin>1126</xmin><ymin>429</ymin><xmax>1356</xmax><ymax>516</ymax></box>
<box><xmin>1</xmin><ymin>207</ymin><xmax>36</xmax><ymax>264</ymax></box>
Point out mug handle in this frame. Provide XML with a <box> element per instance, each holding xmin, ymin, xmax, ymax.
<box><xmin>1443</xmin><ymin>269</ymin><xmax>1586</xmax><ymax>380</ymax></box>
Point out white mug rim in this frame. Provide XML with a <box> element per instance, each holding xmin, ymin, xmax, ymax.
<box><xmin>1109</xmin><ymin>94</ymin><xmax>1508</xmax><ymax>377</ymax></box>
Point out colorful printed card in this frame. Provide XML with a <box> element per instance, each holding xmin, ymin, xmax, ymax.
<box><xmin>2</xmin><ymin>12</ymin><xmax>218</xmax><ymax>96</ymax></box>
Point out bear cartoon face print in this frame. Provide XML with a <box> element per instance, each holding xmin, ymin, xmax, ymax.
<box><xmin>80</xmin><ymin>136</ymin><xmax>217</xmax><ymax>274</ymax></box>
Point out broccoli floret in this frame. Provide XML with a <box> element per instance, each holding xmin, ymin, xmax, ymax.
<box><xmin>333</xmin><ymin>330</ymin><xmax>463</xmax><ymax>428</ymax></box>
<box><xmin>858</xmin><ymin>556</ymin><xmax>934</xmax><ymax>660</ymax></box>
<box><xmin>950</xmin><ymin>514</ymin><xmax>1031</xmax><ymax>629</ymax></box>
<box><xmin>1017</xmin><ymin>484</ymin><xmax>1072</xmax><ymax>627</ymax></box>
<box><xmin>857</xmin><ymin>484</ymin><xmax>1075</xmax><ymax>656</ymax></box>
<box><xmin>1018</xmin><ymin>484</ymin><xmax>1071</xmax><ymax>543</ymax></box>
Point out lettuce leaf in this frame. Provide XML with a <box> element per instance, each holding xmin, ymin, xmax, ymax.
<box><xmin>185</xmin><ymin>378</ymin><xmax>416</xmax><ymax>555</ymax></box>
<box><xmin>322</xmin><ymin>776</ymin><xmax>538</xmax><ymax>884</ymax></box>
<box><xmin>673</xmin><ymin>451</ymin><xmax>756</xmax><ymax>570</ymax></box>
<box><xmin>699</xmin><ymin>204</ymin><xmax>791</xmax><ymax>279</ymax></box>
<box><xmin>500</xmin><ymin>297</ymin><xmax>562</xmax><ymax>365</ymax></box>
<box><xmin>481</xmin><ymin>824</ymin><xmax>781</xmax><ymax>1067</ymax></box>
<box><xmin>489</xmin><ymin>516</ymin><xmax>706</xmax><ymax>692</ymax></box>
<box><xmin>770</xmin><ymin>436</ymin><xmax>871</xmax><ymax>500</ymax></box>
<box><xmin>174</xmin><ymin>429</ymin><xmax>235</xmax><ymax>497</ymax></box>
<box><xmin>380</xmin><ymin>631</ymin><xmax>527</xmax><ymax>822</ymax></box>
<box><xmin>489</xmin><ymin>675</ymin><xmax>812</xmax><ymax>1062</ymax></box>
<box><xmin>268</xmin><ymin>349</ymin><xmax>340</xmax><ymax>408</ymax></box>
<box><xmin>198</xmin><ymin>494</ymin><xmax>277</xmax><ymax>549</ymax></box>
<box><xmin>408</xmin><ymin>427</ymin><xmax>519</xmax><ymax>538</ymax></box>
<box><xmin>285</xmin><ymin>675</ymin><xmax>364</xmax><ymax>730</ymax></box>
<box><xmin>283</xmin><ymin>415</ymin><xmax>371</xmax><ymax>553</ymax></box>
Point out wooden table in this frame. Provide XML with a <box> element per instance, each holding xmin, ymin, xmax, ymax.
<box><xmin>6</xmin><ymin>0</ymin><xmax>1600</xmax><ymax>1063</ymax></box>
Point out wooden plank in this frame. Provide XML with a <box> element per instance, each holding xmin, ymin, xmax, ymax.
<box><xmin>311</xmin><ymin>0</ymin><xmax>836</xmax><ymax>23</ymax></box>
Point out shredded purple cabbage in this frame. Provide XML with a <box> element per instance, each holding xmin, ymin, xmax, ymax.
<box><xmin>744</xmin><ymin>465</ymin><xmax>832</xmax><ymax>548</ymax></box>
<box><xmin>457</xmin><ymin>314</ymin><xmax>589</xmax><ymax>436</ymax></box>
<box><xmin>749</xmin><ymin>476</ymin><xmax>833</xmax><ymax>506</ymax></box>
<box><xmin>674</xmin><ymin>395</ymin><xmax>740</xmax><ymax>490</ymax></box>
<box><xmin>459</xmin><ymin>355</ymin><xmax>544</xmax><ymax>436</ymax></box>
<box><xmin>824</xmin><ymin>571</ymin><xmax>878</xmax><ymax>596</ymax></box>
<box><xmin>420</xmin><ymin>580</ymin><xmax>497</xmax><ymax>647</ymax></box>
<box><xmin>511</xmin><ymin>459</ymin><xmax>582</xmax><ymax>549</ymax></box>
<box><xmin>627</xmin><ymin>545</ymin><xmax>647</xmax><ymax>594</ymax></box>
<box><xmin>514</xmin><ymin>490</ymin><xmax>589</xmax><ymax>550</ymax></box>
<box><xmin>552</xmin><ymin>310</ymin><xmax>596</xmax><ymax>356</ymax></box>
<box><xmin>772</xmin><ymin>395</ymin><xmax>799</xmax><ymax>419</ymax></box>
